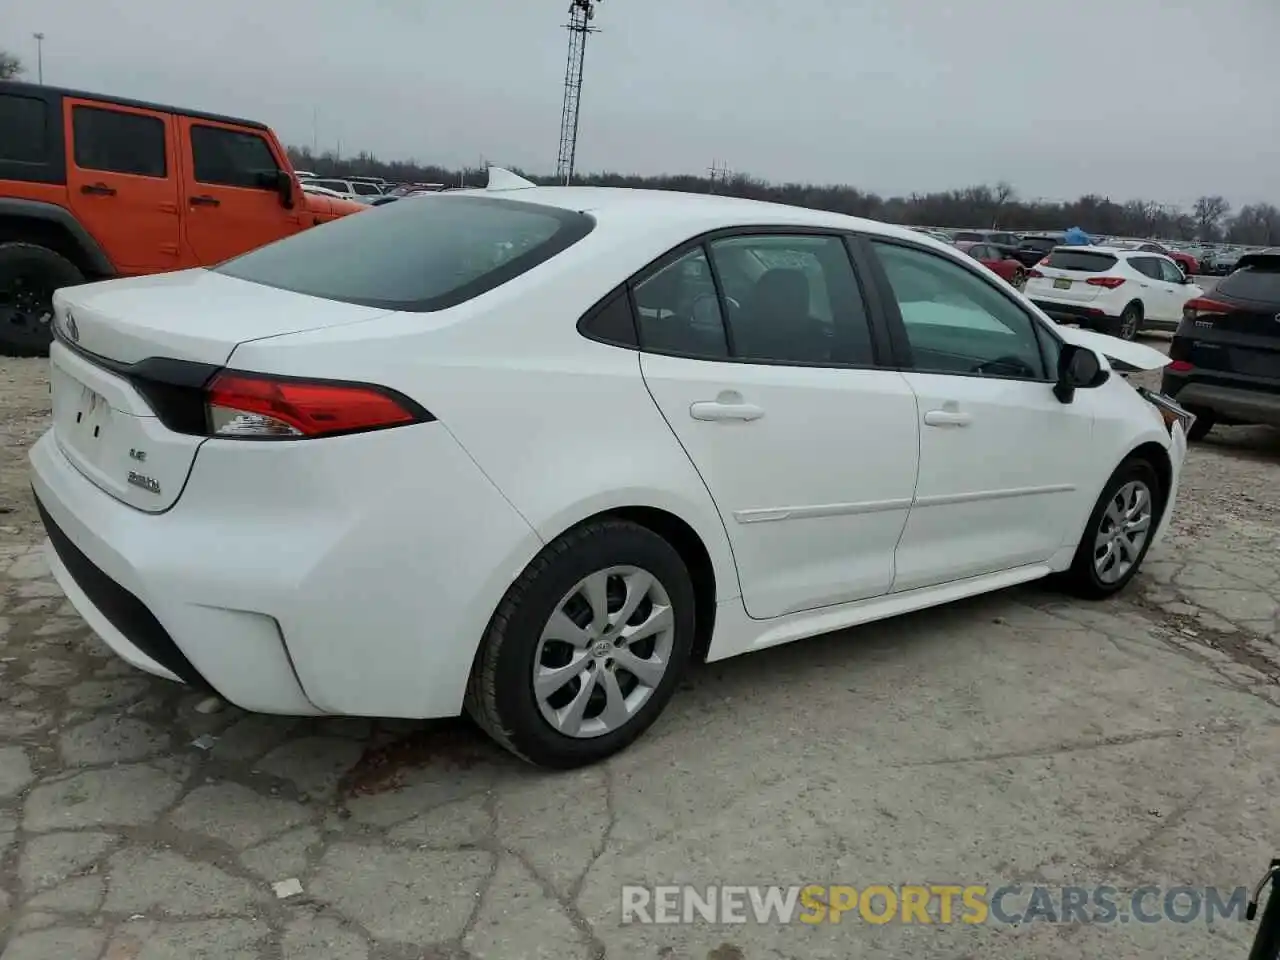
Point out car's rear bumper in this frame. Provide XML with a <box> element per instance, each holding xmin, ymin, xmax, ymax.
<box><xmin>1161</xmin><ymin>375</ymin><xmax>1280</xmax><ymax>426</ymax></box>
<box><xmin>1029</xmin><ymin>299</ymin><xmax>1112</xmax><ymax>324</ymax></box>
<box><xmin>29</xmin><ymin>422</ymin><xmax>544</xmax><ymax>719</ymax></box>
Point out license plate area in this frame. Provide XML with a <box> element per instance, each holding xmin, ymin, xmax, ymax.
<box><xmin>52</xmin><ymin>367</ymin><xmax>117</xmax><ymax>464</ymax></box>
<box><xmin>1053</xmin><ymin>278</ymin><xmax>1072</xmax><ymax>290</ymax></box>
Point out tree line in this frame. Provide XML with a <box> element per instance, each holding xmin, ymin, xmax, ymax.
<box><xmin>2</xmin><ymin>47</ymin><xmax>1273</xmax><ymax>247</ymax></box>
<box><xmin>287</xmin><ymin>146</ymin><xmax>1280</xmax><ymax>247</ymax></box>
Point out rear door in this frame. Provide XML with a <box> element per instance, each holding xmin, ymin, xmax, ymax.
<box><xmin>637</xmin><ymin>231</ymin><xmax>921</xmax><ymax>620</ymax></box>
<box><xmin>64</xmin><ymin>99</ymin><xmax>181</xmax><ymax>273</ymax></box>
<box><xmin>178</xmin><ymin>118</ymin><xmax>304</xmax><ymax>264</ymax></box>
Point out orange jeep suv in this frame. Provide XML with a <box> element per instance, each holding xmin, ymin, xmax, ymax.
<box><xmin>0</xmin><ymin>80</ymin><xmax>364</xmax><ymax>356</ymax></box>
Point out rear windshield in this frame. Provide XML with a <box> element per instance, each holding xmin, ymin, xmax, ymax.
<box><xmin>1021</xmin><ymin>237</ymin><xmax>1060</xmax><ymax>251</ymax></box>
<box><xmin>216</xmin><ymin>195</ymin><xmax>594</xmax><ymax>312</ymax></box>
<box><xmin>1044</xmin><ymin>250</ymin><xmax>1118</xmax><ymax>272</ymax></box>
<box><xmin>1217</xmin><ymin>265</ymin><xmax>1280</xmax><ymax>304</ymax></box>
<box><xmin>952</xmin><ymin>232</ymin><xmax>984</xmax><ymax>242</ymax></box>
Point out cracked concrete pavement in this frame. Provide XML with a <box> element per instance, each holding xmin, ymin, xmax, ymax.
<box><xmin>1</xmin><ymin>351</ymin><xmax>1280</xmax><ymax>958</ymax></box>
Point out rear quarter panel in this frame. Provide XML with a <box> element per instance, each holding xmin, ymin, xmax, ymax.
<box><xmin>226</xmin><ymin>227</ymin><xmax>743</xmax><ymax>605</ymax></box>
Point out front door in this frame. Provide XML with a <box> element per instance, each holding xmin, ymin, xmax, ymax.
<box><xmin>637</xmin><ymin>233</ymin><xmax>920</xmax><ymax>620</ymax></box>
<box><xmin>178</xmin><ymin>118</ymin><xmax>304</xmax><ymax>265</ymax></box>
<box><xmin>865</xmin><ymin>238</ymin><xmax>1095</xmax><ymax>592</ymax></box>
<box><xmin>64</xmin><ymin>99</ymin><xmax>181</xmax><ymax>274</ymax></box>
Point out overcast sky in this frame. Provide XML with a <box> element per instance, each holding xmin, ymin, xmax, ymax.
<box><xmin>7</xmin><ymin>0</ymin><xmax>1277</xmax><ymax>207</ymax></box>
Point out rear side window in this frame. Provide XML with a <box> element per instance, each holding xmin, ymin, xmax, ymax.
<box><xmin>632</xmin><ymin>248</ymin><xmax>729</xmax><ymax>359</ymax></box>
<box><xmin>191</xmin><ymin>125</ymin><xmax>280</xmax><ymax>189</ymax></box>
<box><xmin>72</xmin><ymin>106</ymin><xmax>167</xmax><ymax>178</ymax></box>
<box><xmin>1044</xmin><ymin>250</ymin><xmax>1118</xmax><ymax>272</ymax></box>
<box><xmin>351</xmin><ymin>182</ymin><xmax>381</xmax><ymax>196</ymax></box>
<box><xmin>1217</xmin><ymin>267</ymin><xmax>1280</xmax><ymax>304</ymax></box>
<box><xmin>216</xmin><ymin>195</ymin><xmax>595</xmax><ymax>312</ymax></box>
<box><xmin>0</xmin><ymin>93</ymin><xmax>49</xmax><ymax>164</ymax></box>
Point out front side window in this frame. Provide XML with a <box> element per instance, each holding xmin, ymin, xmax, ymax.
<box><xmin>708</xmin><ymin>234</ymin><xmax>873</xmax><ymax>365</ymax></box>
<box><xmin>191</xmin><ymin>125</ymin><xmax>280</xmax><ymax>189</ymax></box>
<box><xmin>632</xmin><ymin>248</ymin><xmax>728</xmax><ymax>359</ymax></box>
<box><xmin>72</xmin><ymin>106</ymin><xmax>167</xmax><ymax>178</ymax></box>
<box><xmin>872</xmin><ymin>241</ymin><xmax>1048</xmax><ymax>380</ymax></box>
<box><xmin>351</xmin><ymin>182</ymin><xmax>381</xmax><ymax>196</ymax></box>
<box><xmin>217</xmin><ymin>195</ymin><xmax>594</xmax><ymax>311</ymax></box>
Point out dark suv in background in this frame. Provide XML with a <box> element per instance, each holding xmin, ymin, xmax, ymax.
<box><xmin>1162</xmin><ymin>250</ymin><xmax>1280</xmax><ymax>440</ymax></box>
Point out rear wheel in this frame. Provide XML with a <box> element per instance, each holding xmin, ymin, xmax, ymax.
<box><xmin>1061</xmin><ymin>457</ymin><xmax>1163</xmax><ymax>599</ymax></box>
<box><xmin>465</xmin><ymin>519</ymin><xmax>695</xmax><ymax>768</ymax></box>
<box><xmin>1113</xmin><ymin>302</ymin><xmax>1142</xmax><ymax>341</ymax></box>
<box><xmin>1011</xmin><ymin>268</ymin><xmax>1027</xmax><ymax>291</ymax></box>
<box><xmin>0</xmin><ymin>243</ymin><xmax>84</xmax><ymax>358</ymax></box>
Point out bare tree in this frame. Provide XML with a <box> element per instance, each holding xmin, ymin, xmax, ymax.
<box><xmin>991</xmin><ymin>181</ymin><xmax>1016</xmax><ymax>227</ymax></box>
<box><xmin>1192</xmin><ymin>195</ymin><xmax>1231</xmax><ymax>241</ymax></box>
<box><xmin>0</xmin><ymin>50</ymin><xmax>22</xmax><ymax>79</ymax></box>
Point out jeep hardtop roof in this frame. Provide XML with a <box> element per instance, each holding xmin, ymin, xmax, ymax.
<box><xmin>0</xmin><ymin>80</ymin><xmax>268</xmax><ymax>131</ymax></box>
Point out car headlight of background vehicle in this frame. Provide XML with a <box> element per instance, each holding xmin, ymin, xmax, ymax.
<box><xmin>1136</xmin><ymin>386</ymin><xmax>1196</xmax><ymax>436</ymax></box>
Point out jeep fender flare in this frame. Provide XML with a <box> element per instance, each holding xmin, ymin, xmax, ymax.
<box><xmin>0</xmin><ymin>198</ymin><xmax>115</xmax><ymax>277</ymax></box>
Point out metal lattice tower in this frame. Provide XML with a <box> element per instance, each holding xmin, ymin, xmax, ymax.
<box><xmin>556</xmin><ymin>0</ymin><xmax>600</xmax><ymax>185</ymax></box>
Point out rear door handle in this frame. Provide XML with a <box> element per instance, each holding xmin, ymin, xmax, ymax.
<box><xmin>190</xmin><ymin>195</ymin><xmax>220</xmax><ymax>207</ymax></box>
<box><xmin>690</xmin><ymin>401</ymin><xmax>765</xmax><ymax>422</ymax></box>
<box><xmin>80</xmin><ymin>183</ymin><xmax>116</xmax><ymax>196</ymax></box>
<box><xmin>923</xmin><ymin>410</ymin><xmax>972</xmax><ymax>427</ymax></box>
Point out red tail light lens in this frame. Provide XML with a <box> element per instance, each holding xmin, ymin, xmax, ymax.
<box><xmin>1028</xmin><ymin>268</ymin><xmax>1044</xmax><ymax>278</ymax></box>
<box><xmin>1169</xmin><ymin>360</ymin><xmax>1193</xmax><ymax>372</ymax></box>
<box><xmin>1086</xmin><ymin>277</ymin><xmax>1126</xmax><ymax>288</ymax></box>
<box><xmin>1182</xmin><ymin>297</ymin><xmax>1231</xmax><ymax>323</ymax></box>
<box><xmin>206</xmin><ymin>372</ymin><xmax>431</xmax><ymax>439</ymax></box>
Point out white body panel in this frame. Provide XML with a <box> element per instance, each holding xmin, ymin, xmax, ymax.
<box><xmin>29</xmin><ymin>186</ymin><xmax>1186</xmax><ymax>723</ymax></box>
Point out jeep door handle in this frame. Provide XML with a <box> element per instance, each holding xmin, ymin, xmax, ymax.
<box><xmin>80</xmin><ymin>183</ymin><xmax>116</xmax><ymax>196</ymax></box>
<box><xmin>190</xmin><ymin>195</ymin><xmax>220</xmax><ymax>207</ymax></box>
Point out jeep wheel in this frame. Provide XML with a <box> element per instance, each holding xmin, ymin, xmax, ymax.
<box><xmin>0</xmin><ymin>243</ymin><xmax>84</xmax><ymax>358</ymax></box>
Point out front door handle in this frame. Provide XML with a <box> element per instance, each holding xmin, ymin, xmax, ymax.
<box><xmin>923</xmin><ymin>409</ymin><xmax>972</xmax><ymax>427</ymax></box>
<box><xmin>80</xmin><ymin>183</ymin><xmax>116</xmax><ymax>197</ymax></box>
<box><xmin>190</xmin><ymin>195</ymin><xmax>221</xmax><ymax>207</ymax></box>
<box><xmin>690</xmin><ymin>401</ymin><xmax>765</xmax><ymax>422</ymax></box>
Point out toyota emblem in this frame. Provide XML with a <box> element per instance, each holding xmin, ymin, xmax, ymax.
<box><xmin>64</xmin><ymin>311</ymin><xmax>79</xmax><ymax>342</ymax></box>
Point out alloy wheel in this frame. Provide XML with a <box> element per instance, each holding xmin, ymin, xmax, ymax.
<box><xmin>1093</xmin><ymin>480</ymin><xmax>1153</xmax><ymax>584</ymax></box>
<box><xmin>532</xmin><ymin>565</ymin><xmax>675</xmax><ymax>739</ymax></box>
<box><xmin>0</xmin><ymin>272</ymin><xmax>55</xmax><ymax>346</ymax></box>
<box><xmin>1119</xmin><ymin>309</ymin><xmax>1140</xmax><ymax>341</ymax></box>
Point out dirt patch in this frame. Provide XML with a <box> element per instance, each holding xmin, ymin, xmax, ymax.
<box><xmin>0</xmin><ymin>357</ymin><xmax>49</xmax><ymax>542</ymax></box>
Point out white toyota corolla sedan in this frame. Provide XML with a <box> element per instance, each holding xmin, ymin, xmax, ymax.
<box><xmin>30</xmin><ymin>172</ymin><xmax>1191</xmax><ymax>768</ymax></box>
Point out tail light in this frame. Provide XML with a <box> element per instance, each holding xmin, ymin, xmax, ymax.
<box><xmin>205</xmin><ymin>372</ymin><xmax>432</xmax><ymax>439</ymax></box>
<box><xmin>1028</xmin><ymin>268</ymin><xmax>1044</xmax><ymax>278</ymax></box>
<box><xmin>1169</xmin><ymin>360</ymin><xmax>1193</xmax><ymax>372</ymax></box>
<box><xmin>1183</xmin><ymin>297</ymin><xmax>1231</xmax><ymax>323</ymax></box>
<box><xmin>1086</xmin><ymin>277</ymin><xmax>1126</xmax><ymax>289</ymax></box>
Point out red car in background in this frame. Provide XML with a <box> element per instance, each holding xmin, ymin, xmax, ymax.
<box><xmin>954</xmin><ymin>241</ymin><xmax>1028</xmax><ymax>290</ymax></box>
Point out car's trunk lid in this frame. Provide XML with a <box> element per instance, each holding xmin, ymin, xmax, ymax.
<box><xmin>1181</xmin><ymin>266</ymin><xmax>1280</xmax><ymax>381</ymax></box>
<box><xmin>1026</xmin><ymin>249</ymin><xmax>1119</xmax><ymax>304</ymax></box>
<box><xmin>52</xmin><ymin>269</ymin><xmax>393</xmax><ymax>367</ymax></box>
<box><xmin>48</xmin><ymin>270</ymin><xmax>392</xmax><ymax>512</ymax></box>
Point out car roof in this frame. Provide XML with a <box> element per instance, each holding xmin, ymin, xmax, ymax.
<box><xmin>460</xmin><ymin>185</ymin><xmax>939</xmax><ymax>248</ymax></box>
<box><xmin>0</xmin><ymin>79</ymin><xmax>268</xmax><ymax>131</ymax></box>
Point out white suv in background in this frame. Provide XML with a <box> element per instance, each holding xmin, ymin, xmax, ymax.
<box><xmin>1025</xmin><ymin>246</ymin><xmax>1204</xmax><ymax>340</ymax></box>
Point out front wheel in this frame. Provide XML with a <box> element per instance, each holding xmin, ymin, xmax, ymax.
<box><xmin>1060</xmin><ymin>457</ymin><xmax>1164</xmax><ymax>599</ymax></box>
<box><xmin>465</xmin><ymin>519</ymin><xmax>695</xmax><ymax>768</ymax></box>
<box><xmin>0</xmin><ymin>243</ymin><xmax>84</xmax><ymax>358</ymax></box>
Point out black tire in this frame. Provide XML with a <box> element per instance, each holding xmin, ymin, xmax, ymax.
<box><xmin>0</xmin><ymin>243</ymin><xmax>84</xmax><ymax>358</ymax></box>
<box><xmin>465</xmin><ymin>518</ymin><xmax>696</xmax><ymax>768</ymax></box>
<box><xmin>1111</xmin><ymin>302</ymin><xmax>1142</xmax><ymax>341</ymax></box>
<box><xmin>1060</xmin><ymin>456</ymin><xmax>1164</xmax><ymax>600</ymax></box>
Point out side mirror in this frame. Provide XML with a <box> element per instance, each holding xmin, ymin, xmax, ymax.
<box><xmin>275</xmin><ymin>170</ymin><xmax>296</xmax><ymax>210</ymax></box>
<box><xmin>1054</xmin><ymin>343</ymin><xmax>1109</xmax><ymax>403</ymax></box>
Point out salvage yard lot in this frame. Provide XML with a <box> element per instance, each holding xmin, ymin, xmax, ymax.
<box><xmin>1</xmin><ymin>345</ymin><xmax>1279</xmax><ymax>959</ymax></box>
